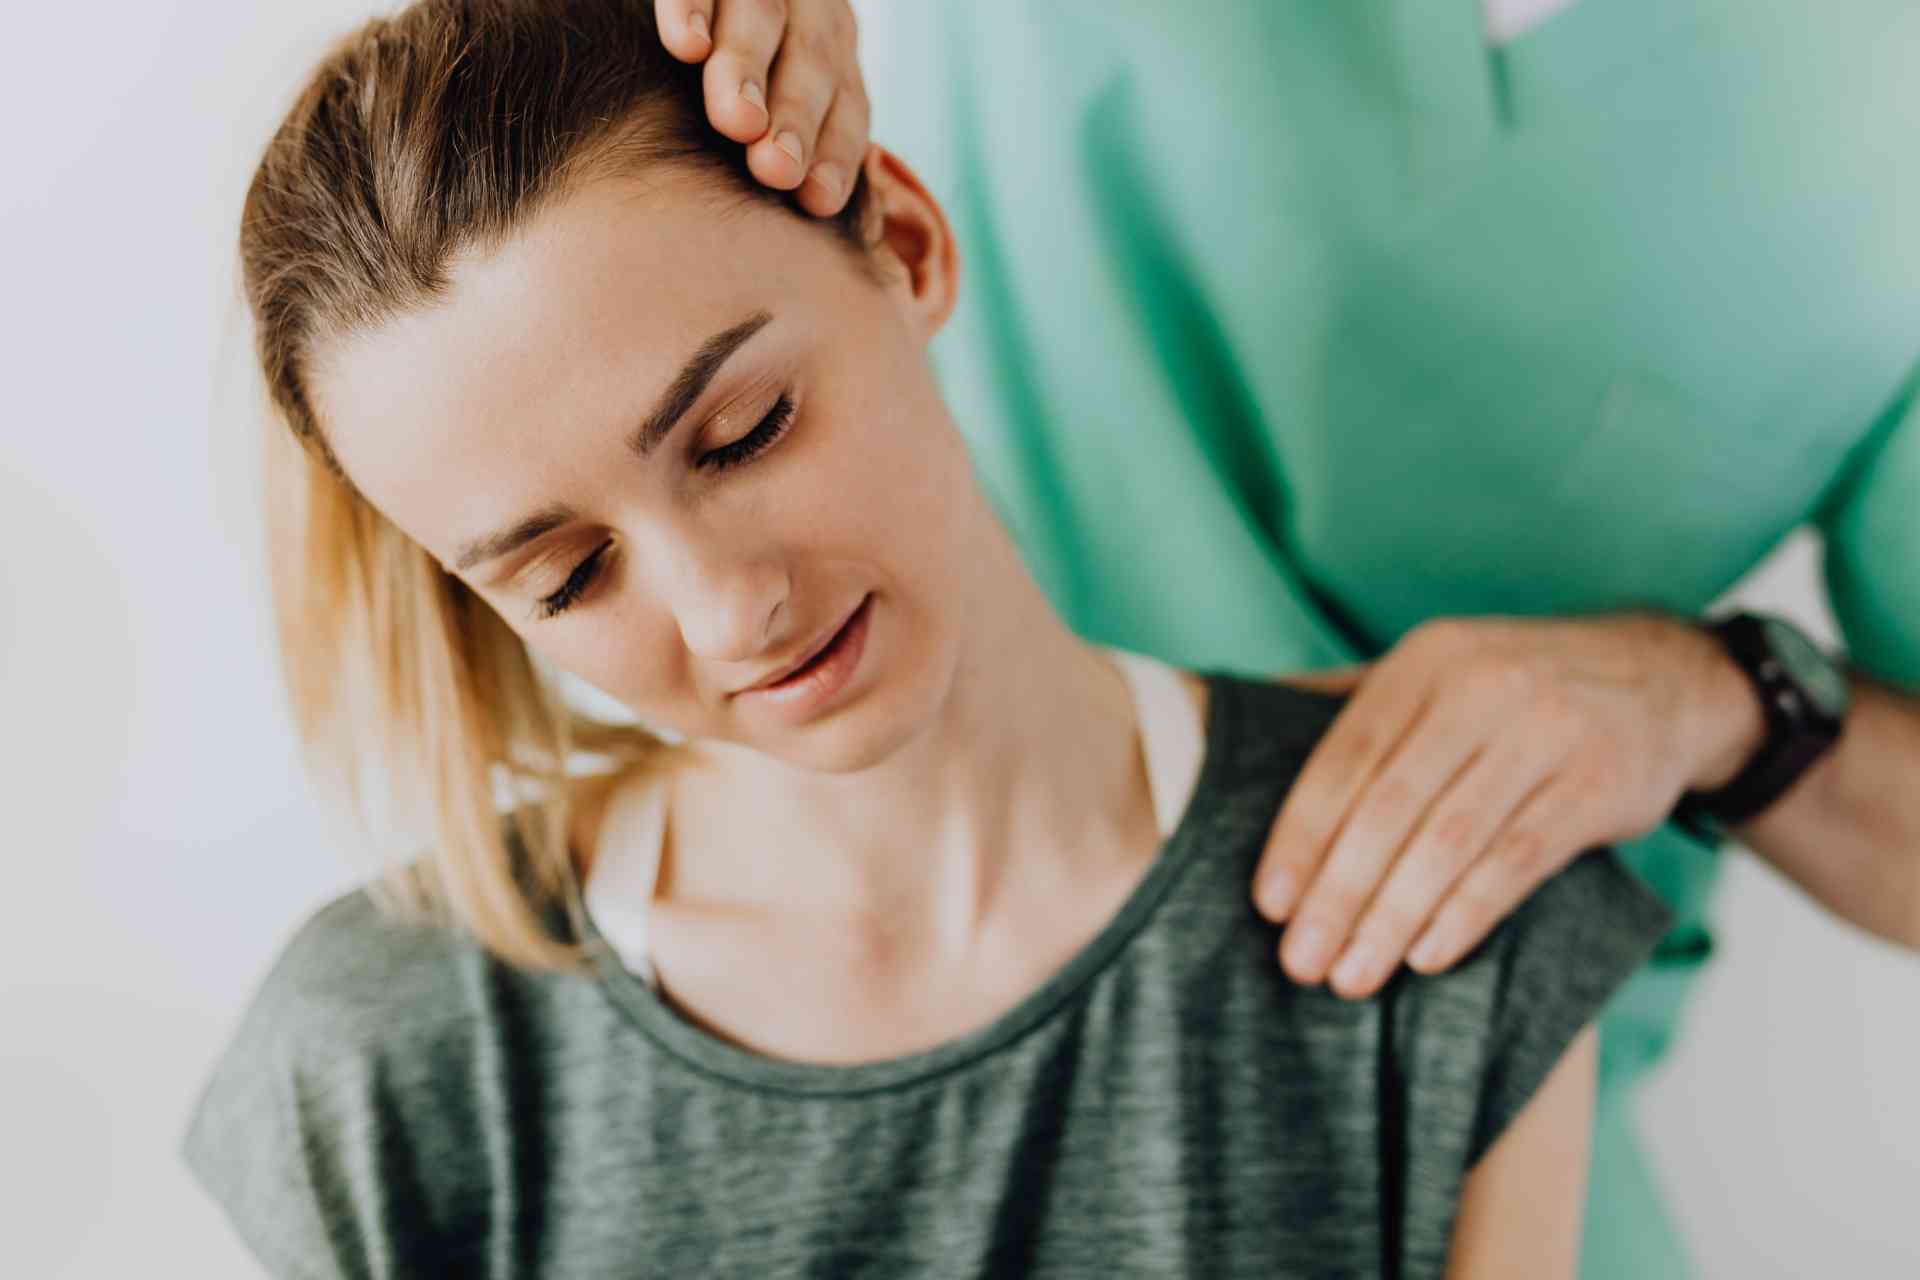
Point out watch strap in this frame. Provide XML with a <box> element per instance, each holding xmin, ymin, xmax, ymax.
<box><xmin>1671</xmin><ymin>613</ymin><xmax>1845</xmax><ymax>837</ymax></box>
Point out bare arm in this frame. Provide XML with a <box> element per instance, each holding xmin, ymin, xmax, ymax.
<box><xmin>1443</xmin><ymin>1027</ymin><xmax>1597</xmax><ymax>1280</ymax></box>
<box><xmin>1695</xmin><ymin>659</ymin><xmax>1920</xmax><ymax>949</ymax></box>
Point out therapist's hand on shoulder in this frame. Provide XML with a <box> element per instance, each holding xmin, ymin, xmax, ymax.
<box><xmin>654</xmin><ymin>0</ymin><xmax>869</xmax><ymax>217</ymax></box>
<box><xmin>1260</xmin><ymin>612</ymin><xmax>1762</xmax><ymax>999</ymax></box>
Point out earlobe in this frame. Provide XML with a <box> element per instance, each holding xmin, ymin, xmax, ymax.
<box><xmin>860</xmin><ymin>145</ymin><xmax>960</xmax><ymax>340</ymax></box>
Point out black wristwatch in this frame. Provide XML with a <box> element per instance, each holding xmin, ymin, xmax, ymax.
<box><xmin>1670</xmin><ymin>611</ymin><xmax>1852</xmax><ymax>841</ymax></box>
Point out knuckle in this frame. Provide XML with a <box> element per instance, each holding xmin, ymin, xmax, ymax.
<box><xmin>1369</xmin><ymin>772</ymin><xmax>1420</xmax><ymax>819</ymax></box>
<box><xmin>1560</xmin><ymin>756</ymin><xmax>1626</xmax><ymax>811</ymax></box>
<box><xmin>1425</xmin><ymin>806</ymin><xmax>1480</xmax><ymax>859</ymax></box>
<box><xmin>1282</xmin><ymin>799</ymin><xmax>1340</xmax><ymax>857</ymax></box>
<box><xmin>795</xmin><ymin>21</ymin><xmax>836</xmax><ymax>64</ymax></box>
<box><xmin>772</xmin><ymin>76</ymin><xmax>829</xmax><ymax>120</ymax></box>
<box><xmin>709</xmin><ymin>48</ymin><xmax>758</xmax><ymax>87</ymax></box>
<box><xmin>1495</xmin><ymin>825</ymin><xmax>1550</xmax><ymax>876</ymax></box>
<box><xmin>1454</xmin><ymin>874</ymin><xmax>1508</xmax><ymax>922</ymax></box>
<box><xmin>1337</xmin><ymin>727</ymin><xmax>1379</xmax><ymax>770</ymax></box>
<box><xmin>1365</xmin><ymin>895</ymin><xmax>1427</xmax><ymax>942</ymax></box>
<box><xmin>826</xmin><ymin>96</ymin><xmax>869</xmax><ymax>147</ymax></box>
<box><xmin>1575</xmin><ymin>753</ymin><xmax>1623</xmax><ymax>796</ymax></box>
<box><xmin>1310</xmin><ymin>878</ymin><xmax>1371</xmax><ymax>922</ymax></box>
<box><xmin>821</xmin><ymin>0</ymin><xmax>855</xmax><ymax>46</ymax></box>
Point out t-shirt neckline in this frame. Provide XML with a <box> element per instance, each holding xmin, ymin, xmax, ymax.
<box><xmin>578</xmin><ymin>672</ymin><xmax>1242</xmax><ymax>1098</ymax></box>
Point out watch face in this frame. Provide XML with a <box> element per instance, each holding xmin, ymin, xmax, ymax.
<box><xmin>1762</xmin><ymin>617</ymin><xmax>1851</xmax><ymax>719</ymax></box>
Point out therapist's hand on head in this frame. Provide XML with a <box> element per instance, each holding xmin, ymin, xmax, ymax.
<box><xmin>1261</xmin><ymin>613</ymin><xmax>1763</xmax><ymax>999</ymax></box>
<box><xmin>654</xmin><ymin>0</ymin><xmax>870</xmax><ymax>217</ymax></box>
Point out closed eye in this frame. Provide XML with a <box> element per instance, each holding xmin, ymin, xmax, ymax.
<box><xmin>531</xmin><ymin>391</ymin><xmax>797</xmax><ymax>621</ymax></box>
<box><xmin>698</xmin><ymin>391</ymin><xmax>795</xmax><ymax>471</ymax></box>
<box><xmin>534</xmin><ymin>538</ymin><xmax>613</xmax><ymax>620</ymax></box>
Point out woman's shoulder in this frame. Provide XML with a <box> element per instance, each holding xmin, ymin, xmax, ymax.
<box><xmin>181</xmin><ymin>876</ymin><xmax>580</xmax><ymax>1273</ymax></box>
<box><xmin>1384</xmin><ymin>849</ymin><xmax>1672</xmax><ymax>1166</ymax></box>
<box><xmin>1196</xmin><ymin>669</ymin><xmax>1353</xmax><ymax>773</ymax></box>
<box><xmin>1171</xmin><ymin>670</ymin><xmax>1672</xmax><ymax>1160</ymax></box>
<box><xmin>226</xmin><ymin>883</ymin><xmax>484</xmax><ymax>1062</ymax></box>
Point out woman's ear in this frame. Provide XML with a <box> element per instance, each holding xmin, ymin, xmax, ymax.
<box><xmin>857</xmin><ymin>144</ymin><xmax>960</xmax><ymax>341</ymax></box>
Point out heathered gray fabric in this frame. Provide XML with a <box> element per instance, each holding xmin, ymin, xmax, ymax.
<box><xmin>180</xmin><ymin>675</ymin><xmax>1672</xmax><ymax>1278</ymax></box>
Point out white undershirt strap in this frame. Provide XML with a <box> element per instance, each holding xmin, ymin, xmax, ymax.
<box><xmin>583</xmin><ymin>774</ymin><xmax>670</xmax><ymax>986</ymax></box>
<box><xmin>1105</xmin><ymin>648</ymin><xmax>1208</xmax><ymax>841</ymax></box>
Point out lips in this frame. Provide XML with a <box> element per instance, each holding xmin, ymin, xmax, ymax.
<box><xmin>736</xmin><ymin>596</ymin><xmax>867</xmax><ymax>695</ymax></box>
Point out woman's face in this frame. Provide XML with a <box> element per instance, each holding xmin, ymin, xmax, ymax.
<box><xmin>311</xmin><ymin>152</ymin><xmax>979</xmax><ymax>774</ymax></box>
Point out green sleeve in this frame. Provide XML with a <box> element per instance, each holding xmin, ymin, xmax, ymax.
<box><xmin>1817</xmin><ymin>366</ymin><xmax>1920</xmax><ymax>693</ymax></box>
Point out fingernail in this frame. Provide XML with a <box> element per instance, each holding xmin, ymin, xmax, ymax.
<box><xmin>1257</xmin><ymin>870</ymin><xmax>1299</xmax><ymax>920</ymax></box>
<box><xmin>775</xmin><ymin>130</ymin><xmax>805</xmax><ymax>167</ymax></box>
<box><xmin>1284</xmin><ymin>924</ymin><xmax>1335</xmax><ymax>980</ymax></box>
<box><xmin>688</xmin><ymin>11</ymin><xmax>709</xmax><ymax>42</ymax></box>
<box><xmin>1331</xmin><ymin>945</ymin><xmax>1380</xmax><ymax>995</ymax></box>
<box><xmin>740</xmin><ymin>79</ymin><xmax>766</xmax><ymax>113</ymax></box>
<box><xmin>1409</xmin><ymin>932</ymin><xmax>1447</xmax><ymax>972</ymax></box>
<box><xmin>808</xmin><ymin>162</ymin><xmax>844</xmax><ymax>202</ymax></box>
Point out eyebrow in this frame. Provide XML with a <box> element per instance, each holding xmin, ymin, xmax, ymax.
<box><xmin>452</xmin><ymin>309</ymin><xmax>774</xmax><ymax>574</ymax></box>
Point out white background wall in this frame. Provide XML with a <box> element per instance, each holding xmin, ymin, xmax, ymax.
<box><xmin>1</xmin><ymin>3</ymin><xmax>1913</xmax><ymax>1276</ymax></box>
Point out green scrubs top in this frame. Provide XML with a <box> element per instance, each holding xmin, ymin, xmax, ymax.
<box><xmin>864</xmin><ymin>2</ymin><xmax>1920</xmax><ymax>1275</ymax></box>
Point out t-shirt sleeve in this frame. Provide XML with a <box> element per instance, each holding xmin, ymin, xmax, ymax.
<box><xmin>1457</xmin><ymin>848</ymin><xmax>1672</xmax><ymax>1165</ymax></box>
<box><xmin>179</xmin><ymin>1016</ymin><xmax>358</xmax><ymax>1280</ymax></box>
<box><xmin>1384</xmin><ymin>847</ymin><xmax>1674</xmax><ymax>1180</ymax></box>
<box><xmin>1816</xmin><ymin>371</ymin><xmax>1920</xmax><ymax>692</ymax></box>
<box><xmin>177</xmin><ymin>892</ymin><xmax>486</xmax><ymax>1278</ymax></box>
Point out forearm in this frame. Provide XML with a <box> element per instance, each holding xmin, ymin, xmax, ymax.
<box><xmin>1686</xmin><ymin>638</ymin><xmax>1920</xmax><ymax>949</ymax></box>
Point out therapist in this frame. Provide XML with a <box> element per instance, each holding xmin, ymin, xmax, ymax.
<box><xmin>649</xmin><ymin>1</ymin><xmax>1920</xmax><ymax>1275</ymax></box>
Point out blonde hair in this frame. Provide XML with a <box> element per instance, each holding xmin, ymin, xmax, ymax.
<box><xmin>243</xmin><ymin>0</ymin><xmax>873</xmax><ymax>972</ymax></box>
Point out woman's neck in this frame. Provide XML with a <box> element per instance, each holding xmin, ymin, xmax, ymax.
<box><xmin>654</xmin><ymin>527</ymin><xmax>1158</xmax><ymax>968</ymax></box>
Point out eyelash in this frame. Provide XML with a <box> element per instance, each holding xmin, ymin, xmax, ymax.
<box><xmin>698</xmin><ymin>390</ymin><xmax>796</xmax><ymax>472</ymax></box>
<box><xmin>533</xmin><ymin>391</ymin><xmax>797</xmax><ymax>620</ymax></box>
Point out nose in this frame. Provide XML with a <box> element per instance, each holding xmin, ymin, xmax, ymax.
<box><xmin>654</xmin><ymin>527</ymin><xmax>790</xmax><ymax>665</ymax></box>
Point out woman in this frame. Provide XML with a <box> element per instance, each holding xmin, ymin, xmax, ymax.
<box><xmin>180</xmin><ymin>2</ymin><xmax>1669</xmax><ymax>1275</ymax></box>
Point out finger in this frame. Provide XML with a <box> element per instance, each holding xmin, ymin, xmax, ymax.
<box><xmin>746</xmin><ymin>17</ymin><xmax>848</xmax><ymax>190</ymax></box>
<box><xmin>794</xmin><ymin>79</ymin><xmax>870</xmax><ymax>216</ymax></box>
<box><xmin>1327</xmin><ymin>738</ymin><xmax>1562</xmax><ymax>998</ymax></box>
<box><xmin>654</xmin><ymin>0</ymin><xmax>716</xmax><ymax>62</ymax></box>
<box><xmin>1280</xmin><ymin>703</ymin><xmax>1484</xmax><ymax>987</ymax></box>
<box><xmin>701</xmin><ymin>0</ymin><xmax>787</xmax><ymax>143</ymax></box>
<box><xmin>1254</xmin><ymin>662</ymin><xmax>1431</xmax><ymax>924</ymax></box>
<box><xmin>1277</xmin><ymin>664</ymin><xmax>1369</xmax><ymax>695</ymax></box>
<box><xmin>1404</xmin><ymin>779</ymin><xmax>1578</xmax><ymax>973</ymax></box>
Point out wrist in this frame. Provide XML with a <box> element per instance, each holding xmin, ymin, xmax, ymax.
<box><xmin>1680</xmin><ymin>620</ymin><xmax>1770</xmax><ymax>792</ymax></box>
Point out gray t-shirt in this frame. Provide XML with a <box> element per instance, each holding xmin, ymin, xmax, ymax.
<box><xmin>180</xmin><ymin>675</ymin><xmax>1671</xmax><ymax>1278</ymax></box>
